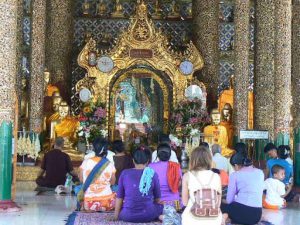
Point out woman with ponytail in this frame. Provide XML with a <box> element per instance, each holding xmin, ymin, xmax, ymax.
<box><xmin>221</xmin><ymin>143</ymin><xmax>264</xmax><ymax>225</ymax></box>
<box><xmin>114</xmin><ymin>146</ymin><xmax>163</xmax><ymax>223</ymax></box>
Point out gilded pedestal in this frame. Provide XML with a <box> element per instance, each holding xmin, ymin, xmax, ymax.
<box><xmin>192</xmin><ymin>0</ymin><xmax>219</xmax><ymax>110</ymax></box>
<box><xmin>30</xmin><ymin>0</ymin><xmax>47</xmax><ymax>132</ymax></box>
<box><xmin>233</xmin><ymin>0</ymin><xmax>250</xmax><ymax>139</ymax></box>
<box><xmin>274</xmin><ymin>0</ymin><xmax>292</xmax><ymax>145</ymax></box>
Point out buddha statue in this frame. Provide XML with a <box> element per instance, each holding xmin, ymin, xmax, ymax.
<box><xmin>82</xmin><ymin>0</ymin><xmax>90</xmax><ymax>16</ymax></box>
<box><xmin>111</xmin><ymin>0</ymin><xmax>124</xmax><ymax>18</ymax></box>
<box><xmin>20</xmin><ymin>78</ymin><xmax>29</xmax><ymax>129</ymax></box>
<box><xmin>152</xmin><ymin>0</ymin><xmax>162</xmax><ymax>19</ymax></box>
<box><xmin>220</xmin><ymin>103</ymin><xmax>234</xmax><ymax>148</ymax></box>
<box><xmin>96</xmin><ymin>0</ymin><xmax>107</xmax><ymax>17</ymax></box>
<box><xmin>218</xmin><ymin>75</ymin><xmax>254</xmax><ymax>129</ymax></box>
<box><xmin>167</xmin><ymin>0</ymin><xmax>180</xmax><ymax>19</ymax></box>
<box><xmin>204</xmin><ymin>109</ymin><xmax>234</xmax><ymax>157</ymax></box>
<box><xmin>186</xmin><ymin>4</ymin><xmax>192</xmax><ymax>19</ymax></box>
<box><xmin>51</xmin><ymin>101</ymin><xmax>83</xmax><ymax>160</ymax></box>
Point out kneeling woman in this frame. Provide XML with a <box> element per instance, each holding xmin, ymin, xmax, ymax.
<box><xmin>79</xmin><ymin>139</ymin><xmax>116</xmax><ymax>211</ymax></box>
<box><xmin>221</xmin><ymin>144</ymin><xmax>264</xmax><ymax>225</ymax></box>
<box><xmin>114</xmin><ymin>146</ymin><xmax>163</xmax><ymax>223</ymax></box>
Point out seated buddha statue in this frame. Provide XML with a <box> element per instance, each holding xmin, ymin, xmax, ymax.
<box><xmin>82</xmin><ymin>0</ymin><xmax>90</xmax><ymax>16</ymax></box>
<box><xmin>46</xmin><ymin>91</ymin><xmax>62</xmax><ymax>131</ymax></box>
<box><xmin>51</xmin><ymin>101</ymin><xmax>83</xmax><ymax>160</ymax></box>
<box><xmin>204</xmin><ymin>109</ymin><xmax>234</xmax><ymax>157</ymax></box>
<box><xmin>220</xmin><ymin>103</ymin><xmax>234</xmax><ymax>148</ymax></box>
<box><xmin>167</xmin><ymin>0</ymin><xmax>180</xmax><ymax>19</ymax></box>
<box><xmin>152</xmin><ymin>0</ymin><xmax>162</xmax><ymax>19</ymax></box>
<box><xmin>111</xmin><ymin>0</ymin><xmax>124</xmax><ymax>18</ymax></box>
<box><xmin>96</xmin><ymin>0</ymin><xmax>107</xmax><ymax>17</ymax></box>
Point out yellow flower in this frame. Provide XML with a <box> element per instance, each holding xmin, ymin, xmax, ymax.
<box><xmin>83</xmin><ymin>106</ymin><xmax>91</xmax><ymax>113</ymax></box>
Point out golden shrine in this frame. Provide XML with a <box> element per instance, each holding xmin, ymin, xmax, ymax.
<box><xmin>76</xmin><ymin>0</ymin><xmax>204</xmax><ymax>137</ymax></box>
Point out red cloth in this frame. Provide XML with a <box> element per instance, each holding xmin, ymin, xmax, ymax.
<box><xmin>167</xmin><ymin>161</ymin><xmax>181</xmax><ymax>193</ymax></box>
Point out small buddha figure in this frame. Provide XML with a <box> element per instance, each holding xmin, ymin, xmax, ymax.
<box><xmin>47</xmin><ymin>91</ymin><xmax>63</xmax><ymax>127</ymax></box>
<box><xmin>111</xmin><ymin>0</ymin><xmax>124</xmax><ymax>18</ymax></box>
<box><xmin>20</xmin><ymin>78</ymin><xmax>29</xmax><ymax>129</ymax></box>
<box><xmin>167</xmin><ymin>0</ymin><xmax>180</xmax><ymax>19</ymax></box>
<box><xmin>220</xmin><ymin>103</ymin><xmax>234</xmax><ymax>148</ymax></box>
<box><xmin>186</xmin><ymin>4</ymin><xmax>192</xmax><ymax>19</ymax></box>
<box><xmin>51</xmin><ymin>101</ymin><xmax>83</xmax><ymax>160</ymax></box>
<box><xmin>82</xmin><ymin>0</ymin><xmax>90</xmax><ymax>16</ymax></box>
<box><xmin>96</xmin><ymin>0</ymin><xmax>107</xmax><ymax>17</ymax></box>
<box><xmin>152</xmin><ymin>0</ymin><xmax>162</xmax><ymax>19</ymax></box>
<box><xmin>204</xmin><ymin>109</ymin><xmax>234</xmax><ymax>157</ymax></box>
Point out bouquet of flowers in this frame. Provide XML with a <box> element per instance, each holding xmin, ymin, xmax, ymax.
<box><xmin>169</xmin><ymin>98</ymin><xmax>210</xmax><ymax>137</ymax></box>
<box><xmin>77</xmin><ymin>99</ymin><xmax>107</xmax><ymax>144</ymax></box>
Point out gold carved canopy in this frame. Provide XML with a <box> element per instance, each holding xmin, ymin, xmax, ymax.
<box><xmin>76</xmin><ymin>0</ymin><xmax>204</xmax><ymax>134</ymax></box>
<box><xmin>77</xmin><ymin>0</ymin><xmax>203</xmax><ymax>102</ymax></box>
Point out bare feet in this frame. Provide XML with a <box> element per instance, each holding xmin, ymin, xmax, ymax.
<box><xmin>222</xmin><ymin>213</ymin><xmax>229</xmax><ymax>225</ymax></box>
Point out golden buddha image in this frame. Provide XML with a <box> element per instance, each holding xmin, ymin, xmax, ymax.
<box><xmin>82</xmin><ymin>0</ymin><xmax>90</xmax><ymax>16</ymax></box>
<box><xmin>51</xmin><ymin>101</ymin><xmax>83</xmax><ymax>160</ymax></box>
<box><xmin>111</xmin><ymin>0</ymin><xmax>124</xmax><ymax>18</ymax></box>
<box><xmin>220</xmin><ymin>103</ymin><xmax>234</xmax><ymax>148</ymax></box>
<box><xmin>204</xmin><ymin>109</ymin><xmax>234</xmax><ymax>157</ymax></box>
<box><xmin>167</xmin><ymin>0</ymin><xmax>180</xmax><ymax>19</ymax></box>
<box><xmin>152</xmin><ymin>0</ymin><xmax>162</xmax><ymax>19</ymax></box>
<box><xmin>96</xmin><ymin>0</ymin><xmax>107</xmax><ymax>17</ymax></box>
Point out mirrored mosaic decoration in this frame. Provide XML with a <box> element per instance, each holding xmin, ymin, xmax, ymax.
<box><xmin>218</xmin><ymin>1</ymin><xmax>255</xmax><ymax>95</ymax></box>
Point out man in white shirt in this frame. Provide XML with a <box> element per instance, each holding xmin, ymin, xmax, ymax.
<box><xmin>151</xmin><ymin>134</ymin><xmax>179</xmax><ymax>163</ymax></box>
<box><xmin>212</xmin><ymin>144</ymin><xmax>229</xmax><ymax>173</ymax></box>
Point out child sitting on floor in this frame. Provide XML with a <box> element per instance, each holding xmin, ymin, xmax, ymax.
<box><xmin>263</xmin><ymin>165</ymin><xmax>287</xmax><ymax>209</ymax></box>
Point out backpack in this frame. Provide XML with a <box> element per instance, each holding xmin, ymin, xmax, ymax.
<box><xmin>190</xmin><ymin>172</ymin><xmax>221</xmax><ymax>218</ymax></box>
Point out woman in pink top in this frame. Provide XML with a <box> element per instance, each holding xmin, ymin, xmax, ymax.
<box><xmin>221</xmin><ymin>143</ymin><xmax>264</xmax><ymax>225</ymax></box>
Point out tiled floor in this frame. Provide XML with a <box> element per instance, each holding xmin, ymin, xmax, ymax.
<box><xmin>0</xmin><ymin>182</ymin><xmax>300</xmax><ymax>225</ymax></box>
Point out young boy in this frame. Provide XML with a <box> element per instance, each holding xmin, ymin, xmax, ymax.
<box><xmin>263</xmin><ymin>165</ymin><xmax>287</xmax><ymax>209</ymax></box>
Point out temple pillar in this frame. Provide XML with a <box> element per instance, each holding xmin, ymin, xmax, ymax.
<box><xmin>30</xmin><ymin>0</ymin><xmax>47</xmax><ymax>132</ymax></box>
<box><xmin>292</xmin><ymin>0</ymin><xmax>300</xmax><ymax>186</ymax></box>
<box><xmin>233</xmin><ymin>0</ymin><xmax>250</xmax><ymax>141</ymax></box>
<box><xmin>46</xmin><ymin>0</ymin><xmax>73</xmax><ymax>85</ymax></box>
<box><xmin>254</xmin><ymin>0</ymin><xmax>275</xmax><ymax>160</ymax></box>
<box><xmin>274</xmin><ymin>0</ymin><xmax>292</xmax><ymax>146</ymax></box>
<box><xmin>0</xmin><ymin>0</ymin><xmax>21</xmax><ymax>211</ymax></box>
<box><xmin>192</xmin><ymin>0</ymin><xmax>219</xmax><ymax>111</ymax></box>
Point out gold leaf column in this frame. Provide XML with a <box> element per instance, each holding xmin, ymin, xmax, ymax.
<box><xmin>292</xmin><ymin>0</ymin><xmax>300</xmax><ymax>129</ymax></box>
<box><xmin>0</xmin><ymin>0</ymin><xmax>18</xmax><ymax>122</ymax></box>
<box><xmin>192</xmin><ymin>0</ymin><xmax>219</xmax><ymax>109</ymax></box>
<box><xmin>274</xmin><ymin>0</ymin><xmax>292</xmax><ymax>145</ymax></box>
<box><xmin>233</xmin><ymin>0</ymin><xmax>250</xmax><ymax>137</ymax></box>
<box><xmin>46</xmin><ymin>0</ymin><xmax>73</xmax><ymax>83</ymax></box>
<box><xmin>16</xmin><ymin>0</ymin><xmax>24</xmax><ymax>128</ymax></box>
<box><xmin>254</xmin><ymin>0</ymin><xmax>275</xmax><ymax>140</ymax></box>
<box><xmin>30</xmin><ymin>0</ymin><xmax>47</xmax><ymax>132</ymax></box>
<box><xmin>292</xmin><ymin>0</ymin><xmax>300</xmax><ymax>186</ymax></box>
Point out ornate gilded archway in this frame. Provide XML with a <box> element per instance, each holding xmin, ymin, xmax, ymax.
<box><xmin>76</xmin><ymin>0</ymin><xmax>204</xmax><ymax>134</ymax></box>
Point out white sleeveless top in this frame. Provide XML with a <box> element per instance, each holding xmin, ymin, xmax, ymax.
<box><xmin>182</xmin><ymin>170</ymin><xmax>222</xmax><ymax>225</ymax></box>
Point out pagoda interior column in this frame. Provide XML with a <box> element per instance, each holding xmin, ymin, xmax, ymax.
<box><xmin>46</xmin><ymin>0</ymin><xmax>73</xmax><ymax>86</ymax></box>
<box><xmin>233</xmin><ymin>0</ymin><xmax>250</xmax><ymax>142</ymax></box>
<box><xmin>0</xmin><ymin>0</ymin><xmax>19</xmax><ymax>207</ymax></box>
<box><xmin>30</xmin><ymin>0</ymin><xmax>47</xmax><ymax>132</ymax></box>
<box><xmin>292</xmin><ymin>0</ymin><xmax>300</xmax><ymax>186</ymax></box>
<box><xmin>254</xmin><ymin>0</ymin><xmax>275</xmax><ymax>160</ymax></box>
<box><xmin>192</xmin><ymin>0</ymin><xmax>219</xmax><ymax>111</ymax></box>
<box><xmin>273</xmin><ymin>0</ymin><xmax>292</xmax><ymax>146</ymax></box>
